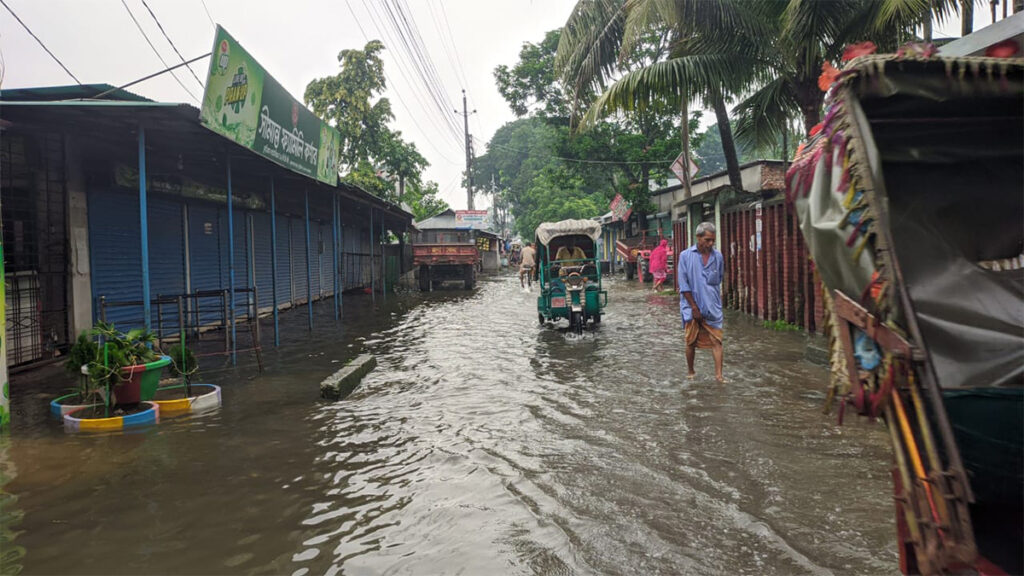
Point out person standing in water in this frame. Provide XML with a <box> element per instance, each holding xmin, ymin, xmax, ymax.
<box><xmin>649</xmin><ymin>238</ymin><xmax>669</xmax><ymax>291</ymax></box>
<box><xmin>677</xmin><ymin>222</ymin><xmax>725</xmax><ymax>382</ymax></box>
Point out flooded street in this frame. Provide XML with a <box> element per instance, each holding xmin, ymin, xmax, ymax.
<box><xmin>2</xmin><ymin>275</ymin><xmax>897</xmax><ymax>575</ymax></box>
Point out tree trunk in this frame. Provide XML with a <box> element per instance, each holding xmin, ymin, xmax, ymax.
<box><xmin>711</xmin><ymin>93</ymin><xmax>743</xmax><ymax>192</ymax></box>
<box><xmin>796</xmin><ymin>81</ymin><xmax>823</xmax><ymax>137</ymax></box>
<box><xmin>961</xmin><ymin>0</ymin><xmax>974</xmax><ymax>35</ymax></box>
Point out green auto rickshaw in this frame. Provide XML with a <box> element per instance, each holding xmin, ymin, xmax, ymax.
<box><xmin>535</xmin><ymin>219</ymin><xmax>607</xmax><ymax>333</ymax></box>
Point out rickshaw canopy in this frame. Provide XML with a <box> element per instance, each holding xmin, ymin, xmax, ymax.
<box><xmin>535</xmin><ymin>219</ymin><xmax>601</xmax><ymax>247</ymax></box>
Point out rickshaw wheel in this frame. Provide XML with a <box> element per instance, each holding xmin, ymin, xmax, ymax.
<box><xmin>570</xmin><ymin>311</ymin><xmax>584</xmax><ymax>335</ymax></box>
<box><xmin>538</xmin><ymin>313</ymin><xmax>545</xmax><ymax>326</ymax></box>
<box><xmin>593</xmin><ymin>313</ymin><xmax>601</xmax><ymax>324</ymax></box>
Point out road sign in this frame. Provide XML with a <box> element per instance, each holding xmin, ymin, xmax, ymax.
<box><xmin>670</xmin><ymin>152</ymin><xmax>699</xmax><ymax>184</ymax></box>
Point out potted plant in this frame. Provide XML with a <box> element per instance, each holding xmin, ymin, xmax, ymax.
<box><xmin>86</xmin><ymin>323</ymin><xmax>171</xmax><ymax>405</ymax></box>
<box><xmin>152</xmin><ymin>343</ymin><xmax>222</xmax><ymax>415</ymax></box>
<box><xmin>62</xmin><ymin>323</ymin><xmax>171</xmax><ymax>431</ymax></box>
<box><xmin>50</xmin><ymin>332</ymin><xmax>102</xmax><ymax>417</ymax></box>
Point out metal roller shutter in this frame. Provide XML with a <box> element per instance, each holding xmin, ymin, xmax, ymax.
<box><xmin>147</xmin><ymin>197</ymin><xmax>184</xmax><ymax>336</ymax></box>
<box><xmin>251</xmin><ymin>212</ymin><xmax>274</xmax><ymax>311</ymax></box>
<box><xmin>290</xmin><ymin>217</ymin><xmax>308</xmax><ymax>303</ymax></box>
<box><xmin>88</xmin><ymin>188</ymin><xmax>142</xmax><ymax>327</ymax></box>
<box><xmin>187</xmin><ymin>202</ymin><xmax>224</xmax><ymax>326</ymax></box>
<box><xmin>275</xmin><ymin>216</ymin><xmax>292</xmax><ymax>306</ymax></box>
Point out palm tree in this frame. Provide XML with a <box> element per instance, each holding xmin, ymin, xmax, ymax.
<box><xmin>556</xmin><ymin>0</ymin><xmax>758</xmax><ymax>192</ymax></box>
<box><xmin>557</xmin><ymin>0</ymin><xmax>925</xmax><ymax>181</ymax></box>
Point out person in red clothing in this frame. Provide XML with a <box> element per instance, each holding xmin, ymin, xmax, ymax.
<box><xmin>649</xmin><ymin>238</ymin><xmax>669</xmax><ymax>291</ymax></box>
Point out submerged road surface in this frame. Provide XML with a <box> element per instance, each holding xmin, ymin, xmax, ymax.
<box><xmin>2</xmin><ymin>275</ymin><xmax>897</xmax><ymax>575</ymax></box>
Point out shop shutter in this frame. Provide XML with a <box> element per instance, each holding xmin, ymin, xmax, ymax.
<box><xmin>309</xmin><ymin>222</ymin><xmax>322</xmax><ymax>299</ymax></box>
<box><xmin>187</xmin><ymin>202</ymin><xmax>225</xmax><ymax>327</ymax></box>
<box><xmin>321</xmin><ymin>222</ymin><xmax>335</xmax><ymax>298</ymax></box>
<box><xmin>251</xmin><ymin>212</ymin><xmax>274</xmax><ymax>311</ymax></box>
<box><xmin>275</xmin><ymin>216</ymin><xmax>292</xmax><ymax>306</ymax></box>
<box><xmin>147</xmin><ymin>197</ymin><xmax>184</xmax><ymax>336</ymax></box>
<box><xmin>88</xmin><ymin>188</ymin><xmax>142</xmax><ymax>327</ymax></box>
<box><xmin>290</xmin><ymin>217</ymin><xmax>308</xmax><ymax>303</ymax></box>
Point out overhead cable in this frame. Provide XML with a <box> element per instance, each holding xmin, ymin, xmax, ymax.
<box><xmin>139</xmin><ymin>0</ymin><xmax>204</xmax><ymax>89</ymax></box>
<box><xmin>1</xmin><ymin>0</ymin><xmax>81</xmax><ymax>84</ymax></box>
<box><xmin>120</xmin><ymin>0</ymin><xmax>198</xmax><ymax>103</ymax></box>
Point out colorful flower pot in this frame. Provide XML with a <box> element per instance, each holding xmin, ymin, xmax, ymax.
<box><xmin>152</xmin><ymin>384</ymin><xmax>222</xmax><ymax>416</ymax></box>
<box><xmin>63</xmin><ymin>401</ymin><xmax>160</xmax><ymax>432</ymax></box>
<box><xmin>49</xmin><ymin>392</ymin><xmax>101</xmax><ymax>418</ymax></box>
<box><xmin>115</xmin><ymin>356</ymin><xmax>171</xmax><ymax>405</ymax></box>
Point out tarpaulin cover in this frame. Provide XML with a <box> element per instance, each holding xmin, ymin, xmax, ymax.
<box><xmin>861</xmin><ymin>64</ymin><xmax>1024</xmax><ymax>390</ymax></box>
<box><xmin>535</xmin><ymin>219</ymin><xmax>602</xmax><ymax>247</ymax></box>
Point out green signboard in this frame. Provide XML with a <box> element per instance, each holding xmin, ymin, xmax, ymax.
<box><xmin>199</xmin><ymin>26</ymin><xmax>340</xmax><ymax>185</ymax></box>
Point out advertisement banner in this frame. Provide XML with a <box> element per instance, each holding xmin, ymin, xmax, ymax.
<box><xmin>609</xmin><ymin>193</ymin><xmax>632</xmax><ymax>222</ymax></box>
<box><xmin>455</xmin><ymin>210</ymin><xmax>488</xmax><ymax>228</ymax></box>
<box><xmin>670</xmin><ymin>152</ymin><xmax>699</xmax><ymax>184</ymax></box>
<box><xmin>199</xmin><ymin>26</ymin><xmax>340</xmax><ymax>186</ymax></box>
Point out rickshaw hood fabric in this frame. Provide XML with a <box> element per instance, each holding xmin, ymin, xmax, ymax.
<box><xmin>535</xmin><ymin>220</ymin><xmax>602</xmax><ymax>247</ymax></box>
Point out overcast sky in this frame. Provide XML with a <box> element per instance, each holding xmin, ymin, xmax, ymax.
<box><xmin>1</xmin><ymin>0</ymin><xmax>579</xmax><ymax>209</ymax></box>
<box><xmin>1</xmin><ymin>1</ymin><xmax>992</xmax><ymax>210</ymax></box>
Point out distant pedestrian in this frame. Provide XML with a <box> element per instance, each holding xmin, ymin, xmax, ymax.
<box><xmin>677</xmin><ymin>222</ymin><xmax>725</xmax><ymax>382</ymax></box>
<box><xmin>520</xmin><ymin>242</ymin><xmax>536</xmax><ymax>288</ymax></box>
<box><xmin>649</xmin><ymin>238</ymin><xmax>669</xmax><ymax>291</ymax></box>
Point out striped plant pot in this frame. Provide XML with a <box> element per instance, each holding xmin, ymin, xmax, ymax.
<box><xmin>63</xmin><ymin>402</ymin><xmax>160</xmax><ymax>432</ymax></box>
<box><xmin>152</xmin><ymin>384</ymin><xmax>222</xmax><ymax>416</ymax></box>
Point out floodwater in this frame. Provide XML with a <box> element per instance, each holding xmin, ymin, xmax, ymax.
<box><xmin>0</xmin><ymin>275</ymin><xmax>897</xmax><ymax>575</ymax></box>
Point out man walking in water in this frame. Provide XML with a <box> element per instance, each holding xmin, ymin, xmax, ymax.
<box><xmin>520</xmin><ymin>242</ymin><xmax>536</xmax><ymax>288</ymax></box>
<box><xmin>678</xmin><ymin>222</ymin><xmax>725</xmax><ymax>382</ymax></box>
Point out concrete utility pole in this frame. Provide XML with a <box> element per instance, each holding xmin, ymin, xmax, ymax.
<box><xmin>456</xmin><ymin>90</ymin><xmax>476</xmax><ymax>209</ymax></box>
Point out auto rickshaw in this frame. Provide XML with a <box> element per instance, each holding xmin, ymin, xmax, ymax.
<box><xmin>535</xmin><ymin>219</ymin><xmax>607</xmax><ymax>333</ymax></box>
<box><xmin>788</xmin><ymin>49</ymin><xmax>1023</xmax><ymax>575</ymax></box>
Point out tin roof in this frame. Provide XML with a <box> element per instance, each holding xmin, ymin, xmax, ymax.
<box><xmin>0</xmin><ymin>83</ymin><xmax>153</xmax><ymax>102</ymax></box>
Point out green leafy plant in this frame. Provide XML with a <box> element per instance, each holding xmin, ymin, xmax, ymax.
<box><xmin>64</xmin><ymin>331</ymin><xmax>98</xmax><ymax>379</ymax></box>
<box><xmin>83</xmin><ymin>323</ymin><xmax>160</xmax><ymax>402</ymax></box>
<box><xmin>763</xmin><ymin>319</ymin><xmax>801</xmax><ymax>332</ymax></box>
<box><xmin>167</xmin><ymin>344</ymin><xmax>198</xmax><ymax>384</ymax></box>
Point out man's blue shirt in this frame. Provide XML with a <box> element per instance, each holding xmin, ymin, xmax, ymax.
<box><xmin>677</xmin><ymin>244</ymin><xmax>724</xmax><ymax>329</ymax></box>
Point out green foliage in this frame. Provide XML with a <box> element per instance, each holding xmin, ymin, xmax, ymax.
<box><xmin>82</xmin><ymin>323</ymin><xmax>160</xmax><ymax>403</ymax></box>
<box><xmin>167</xmin><ymin>344</ymin><xmax>198</xmax><ymax>384</ymax></box>
<box><xmin>404</xmin><ymin>180</ymin><xmax>449</xmax><ymax>222</ymax></box>
<box><xmin>494</xmin><ymin>30</ymin><xmax>570</xmax><ymax>119</ymax></box>
<box><xmin>763</xmin><ymin>319</ymin><xmax>801</xmax><ymax>332</ymax></box>
<box><xmin>483</xmin><ymin>29</ymin><xmax>702</xmax><ymax>239</ymax></box>
<box><xmin>65</xmin><ymin>331</ymin><xmax>98</xmax><ymax>378</ymax></box>
<box><xmin>305</xmin><ymin>40</ymin><xmax>393</xmax><ymax>174</ymax></box>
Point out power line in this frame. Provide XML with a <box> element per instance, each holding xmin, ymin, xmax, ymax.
<box><xmin>373</xmin><ymin>0</ymin><xmax>463</xmax><ymax>142</ymax></box>
<box><xmin>343</xmin><ymin>0</ymin><xmax>460</xmax><ymax>166</ymax></box>
<box><xmin>121</xmin><ymin>0</ymin><xmax>198</xmax><ymax>103</ymax></box>
<box><xmin>138</xmin><ymin>0</ymin><xmax>204</xmax><ymax>89</ymax></box>
<box><xmin>198</xmin><ymin>0</ymin><xmax>215</xmax><ymax>27</ymax></box>
<box><xmin>434</xmin><ymin>0</ymin><xmax>470</xmax><ymax>89</ymax></box>
<box><xmin>359</xmin><ymin>0</ymin><xmax>463</xmax><ymax>146</ymax></box>
<box><xmin>475</xmin><ymin>136</ymin><xmax>674</xmax><ymax>166</ymax></box>
<box><xmin>1</xmin><ymin>0</ymin><xmax>80</xmax><ymax>84</ymax></box>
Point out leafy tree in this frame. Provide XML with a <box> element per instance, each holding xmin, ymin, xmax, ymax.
<box><xmin>403</xmin><ymin>180</ymin><xmax>449</xmax><ymax>222</ymax></box>
<box><xmin>494</xmin><ymin>30</ymin><xmax>571</xmax><ymax>119</ymax></box>
<box><xmin>305</xmin><ymin>41</ymin><xmax>394</xmax><ymax>174</ymax></box>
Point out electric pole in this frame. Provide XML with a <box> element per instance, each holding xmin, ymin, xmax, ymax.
<box><xmin>456</xmin><ymin>89</ymin><xmax>476</xmax><ymax>210</ymax></box>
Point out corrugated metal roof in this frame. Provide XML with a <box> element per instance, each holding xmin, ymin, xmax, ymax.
<box><xmin>0</xmin><ymin>83</ymin><xmax>153</xmax><ymax>102</ymax></box>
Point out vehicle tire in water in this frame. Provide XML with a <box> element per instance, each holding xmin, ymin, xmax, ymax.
<box><xmin>538</xmin><ymin>313</ymin><xmax>545</xmax><ymax>326</ymax></box>
<box><xmin>570</xmin><ymin>311</ymin><xmax>584</xmax><ymax>335</ymax></box>
<box><xmin>464</xmin><ymin>266</ymin><xmax>475</xmax><ymax>290</ymax></box>
<box><xmin>593</xmin><ymin>313</ymin><xmax>601</xmax><ymax>325</ymax></box>
<box><xmin>625</xmin><ymin>262</ymin><xmax>635</xmax><ymax>280</ymax></box>
<box><xmin>419</xmin><ymin>266</ymin><xmax>431</xmax><ymax>291</ymax></box>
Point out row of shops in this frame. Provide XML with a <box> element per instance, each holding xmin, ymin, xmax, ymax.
<box><xmin>0</xmin><ymin>84</ymin><xmax>413</xmax><ymax>376</ymax></box>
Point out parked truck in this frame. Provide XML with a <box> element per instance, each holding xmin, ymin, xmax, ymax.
<box><xmin>413</xmin><ymin>243</ymin><xmax>478</xmax><ymax>291</ymax></box>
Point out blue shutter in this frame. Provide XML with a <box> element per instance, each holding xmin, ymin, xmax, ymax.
<box><xmin>275</xmin><ymin>216</ymin><xmax>292</xmax><ymax>306</ymax></box>
<box><xmin>147</xmin><ymin>197</ymin><xmax>184</xmax><ymax>336</ymax></box>
<box><xmin>89</xmin><ymin>188</ymin><xmax>142</xmax><ymax>327</ymax></box>
<box><xmin>252</xmin><ymin>212</ymin><xmax>274</xmax><ymax>310</ymax></box>
<box><xmin>187</xmin><ymin>202</ymin><xmax>224</xmax><ymax>326</ymax></box>
<box><xmin>309</xmin><ymin>222</ymin><xmax>322</xmax><ymax>299</ymax></box>
<box><xmin>321</xmin><ymin>222</ymin><xmax>335</xmax><ymax>298</ymax></box>
<box><xmin>232</xmin><ymin>208</ymin><xmax>249</xmax><ymax>316</ymax></box>
<box><xmin>290</xmin><ymin>217</ymin><xmax>308</xmax><ymax>303</ymax></box>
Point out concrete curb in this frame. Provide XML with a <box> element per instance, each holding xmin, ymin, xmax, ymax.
<box><xmin>320</xmin><ymin>354</ymin><xmax>377</xmax><ymax>400</ymax></box>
